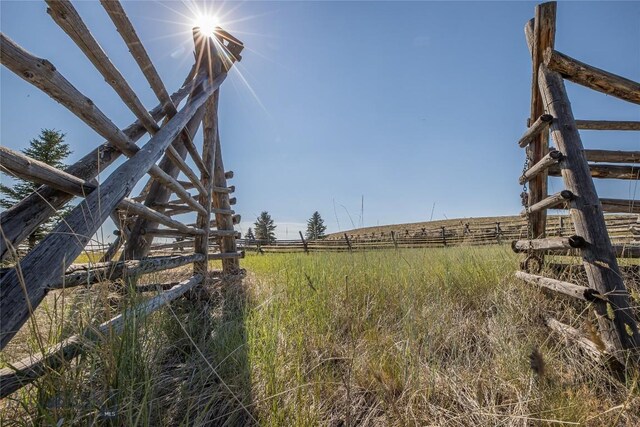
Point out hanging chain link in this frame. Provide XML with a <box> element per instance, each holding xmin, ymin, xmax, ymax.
<box><xmin>520</xmin><ymin>152</ymin><xmax>542</xmax><ymax>273</ymax></box>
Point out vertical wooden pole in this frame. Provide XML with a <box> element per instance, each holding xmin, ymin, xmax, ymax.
<box><xmin>441</xmin><ymin>226</ymin><xmax>447</xmax><ymax>247</ymax></box>
<box><xmin>528</xmin><ymin>2</ymin><xmax>556</xmax><ymax>240</ymax></box>
<box><xmin>344</xmin><ymin>233</ymin><xmax>352</xmax><ymax>252</ymax></box>
<box><xmin>299</xmin><ymin>231</ymin><xmax>309</xmax><ymax>254</ymax></box>
<box><xmin>391</xmin><ymin>230</ymin><xmax>398</xmax><ymax>249</ymax></box>
<box><xmin>538</xmin><ymin>65</ymin><xmax>639</xmax><ymax>354</ymax></box>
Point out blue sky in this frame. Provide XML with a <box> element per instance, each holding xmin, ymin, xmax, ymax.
<box><xmin>1</xmin><ymin>1</ymin><xmax>639</xmax><ymax>241</ymax></box>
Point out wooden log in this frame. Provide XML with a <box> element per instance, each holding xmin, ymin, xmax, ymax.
<box><xmin>0</xmin><ymin>275</ymin><xmax>202</xmax><ymax>398</ymax></box>
<box><xmin>299</xmin><ymin>231</ymin><xmax>309</xmax><ymax>254</ymax></box>
<box><xmin>544</xmin><ymin>48</ymin><xmax>640</xmax><ymax>105</ymax></box>
<box><xmin>208</xmin><ymin>251</ymin><xmax>245</xmax><ymax>260</ymax></box>
<box><xmin>521</xmin><ymin>190</ymin><xmax>574</xmax><ymax>215</ymax></box>
<box><xmin>229</xmin><ymin>197</ymin><xmax>237</xmax><ymax>205</ymax></box>
<box><xmin>599</xmin><ymin>198</ymin><xmax>640</xmax><ymax>215</ymax></box>
<box><xmin>519</xmin><ymin>149</ymin><xmax>563</xmax><ymax>184</ymax></box>
<box><xmin>100</xmin><ymin>0</ymin><xmax>209</xmax><ymax>177</ymax></box>
<box><xmin>515</xmin><ymin>271</ymin><xmax>605</xmax><ymax>302</ymax></box>
<box><xmin>545</xmin><ymin>317</ymin><xmax>605</xmax><ymax>363</ymax></box>
<box><xmin>118</xmin><ymin>199</ymin><xmax>204</xmax><ymax>235</ymax></box>
<box><xmin>0</xmin><ymin>73</ymin><xmax>199</xmax><ymax>260</ymax></box>
<box><xmin>48</xmin><ymin>254</ymin><xmax>205</xmax><ymax>290</ymax></box>
<box><xmin>614</xmin><ymin>245</ymin><xmax>640</xmax><ymax>259</ymax></box>
<box><xmin>548</xmin><ymin>164</ymin><xmax>639</xmax><ymax>180</ymax></box>
<box><xmin>512</xmin><ymin>235</ymin><xmax>586</xmax><ymax>252</ymax></box>
<box><xmin>526</xmin><ymin>2</ymin><xmax>556</xmax><ymax>242</ymax></box>
<box><xmin>538</xmin><ymin>63</ymin><xmax>639</xmax><ymax>352</ymax></box>
<box><xmin>391</xmin><ymin>230</ymin><xmax>398</xmax><ymax>249</ymax></box>
<box><xmin>344</xmin><ymin>233</ymin><xmax>353</xmax><ymax>252</ymax></box>
<box><xmin>0</xmin><ymin>146</ymin><xmax>96</xmax><ymax>195</ymax></box>
<box><xmin>518</xmin><ymin>114</ymin><xmax>553</xmax><ymax>148</ymax></box>
<box><xmin>224</xmin><ymin>170</ymin><xmax>234</xmax><ymax>179</ymax></box>
<box><xmin>0</xmin><ymin>76</ymin><xmax>222</xmax><ymax>349</ymax></box>
<box><xmin>575</xmin><ymin>120</ymin><xmax>640</xmax><ymax>131</ymax></box>
<box><xmin>99</xmin><ymin>234</ymin><xmax>123</xmax><ymax>263</ymax></box>
<box><xmin>583</xmin><ymin>150</ymin><xmax>640</xmax><ymax>164</ymax></box>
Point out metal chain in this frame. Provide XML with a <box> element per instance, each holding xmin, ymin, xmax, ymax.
<box><xmin>520</xmin><ymin>153</ymin><xmax>541</xmax><ymax>273</ymax></box>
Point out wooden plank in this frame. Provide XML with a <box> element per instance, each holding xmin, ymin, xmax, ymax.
<box><xmin>544</xmin><ymin>48</ymin><xmax>640</xmax><ymax>105</ymax></box>
<box><xmin>538</xmin><ymin>63</ymin><xmax>639</xmax><ymax>352</ymax></box>
<box><xmin>512</xmin><ymin>235</ymin><xmax>586</xmax><ymax>252</ymax></box>
<box><xmin>527</xmin><ymin>2</ymin><xmax>557</xmax><ymax>241</ymax></box>
<box><xmin>583</xmin><ymin>150</ymin><xmax>640</xmax><ymax>164</ymax></box>
<box><xmin>545</xmin><ymin>318</ymin><xmax>605</xmax><ymax>363</ymax></box>
<box><xmin>599</xmin><ymin>198</ymin><xmax>640</xmax><ymax>215</ymax></box>
<box><xmin>575</xmin><ymin>120</ymin><xmax>640</xmax><ymax>131</ymax></box>
<box><xmin>100</xmin><ymin>0</ymin><xmax>209</xmax><ymax>177</ymax></box>
<box><xmin>49</xmin><ymin>254</ymin><xmax>205</xmax><ymax>289</ymax></box>
<box><xmin>548</xmin><ymin>164</ymin><xmax>639</xmax><ymax>180</ymax></box>
<box><xmin>519</xmin><ymin>149</ymin><xmax>563</xmax><ymax>184</ymax></box>
<box><xmin>299</xmin><ymin>231</ymin><xmax>309</xmax><ymax>254</ymax></box>
<box><xmin>118</xmin><ymin>199</ymin><xmax>204</xmax><ymax>235</ymax></box>
<box><xmin>515</xmin><ymin>271</ymin><xmax>605</xmax><ymax>302</ymax></box>
<box><xmin>0</xmin><ymin>146</ymin><xmax>96</xmax><ymax>196</ymax></box>
<box><xmin>518</xmin><ymin>114</ymin><xmax>553</xmax><ymax>148</ymax></box>
<box><xmin>0</xmin><ymin>275</ymin><xmax>202</xmax><ymax>398</ymax></box>
<box><xmin>520</xmin><ymin>190</ymin><xmax>573</xmax><ymax>215</ymax></box>
<box><xmin>0</xmin><ymin>77</ymin><xmax>221</xmax><ymax>349</ymax></box>
<box><xmin>0</xmin><ymin>72</ymin><xmax>199</xmax><ymax>260</ymax></box>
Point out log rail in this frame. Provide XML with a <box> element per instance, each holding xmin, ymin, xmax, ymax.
<box><xmin>0</xmin><ymin>0</ymin><xmax>245</xmax><ymax>395</ymax></box>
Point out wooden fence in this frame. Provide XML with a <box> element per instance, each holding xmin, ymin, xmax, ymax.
<box><xmin>513</xmin><ymin>1</ymin><xmax>639</xmax><ymax>364</ymax></box>
<box><xmin>0</xmin><ymin>0</ymin><xmax>243</xmax><ymax>397</ymax></box>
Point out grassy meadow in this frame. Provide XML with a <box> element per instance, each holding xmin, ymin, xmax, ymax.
<box><xmin>2</xmin><ymin>246</ymin><xmax>639</xmax><ymax>426</ymax></box>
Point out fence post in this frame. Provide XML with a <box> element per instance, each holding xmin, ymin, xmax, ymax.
<box><xmin>441</xmin><ymin>226</ymin><xmax>447</xmax><ymax>247</ymax></box>
<box><xmin>391</xmin><ymin>230</ymin><xmax>398</xmax><ymax>249</ymax></box>
<box><xmin>344</xmin><ymin>233</ymin><xmax>353</xmax><ymax>252</ymax></box>
<box><xmin>299</xmin><ymin>231</ymin><xmax>309</xmax><ymax>254</ymax></box>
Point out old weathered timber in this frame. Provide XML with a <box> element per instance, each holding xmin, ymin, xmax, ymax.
<box><xmin>538</xmin><ymin>63</ymin><xmax>639</xmax><ymax>352</ymax></box>
<box><xmin>527</xmin><ymin>1</ymin><xmax>556</xmax><ymax>241</ymax></box>
<box><xmin>0</xmin><ymin>73</ymin><xmax>201</xmax><ymax>260</ymax></box>
<box><xmin>0</xmin><ymin>275</ymin><xmax>203</xmax><ymax>398</ymax></box>
<box><xmin>299</xmin><ymin>231</ymin><xmax>309</xmax><ymax>253</ymax></box>
<box><xmin>575</xmin><ymin>120</ymin><xmax>640</xmax><ymax>131</ymax></box>
<box><xmin>583</xmin><ymin>150</ymin><xmax>640</xmax><ymax>164</ymax></box>
<box><xmin>100</xmin><ymin>0</ymin><xmax>209</xmax><ymax>176</ymax></box>
<box><xmin>512</xmin><ymin>235</ymin><xmax>586</xmax><ymax>252</ymax></box>
<box><xmin>599</xmin><ymin>198</ymin><xmax>640</xmax><ymax>215</ymax></box>
<box><xmin>0</xmin><ymin>75</ymin><xmax>222</xmax><ymax>349</ymax></box>
<box><xmin>520</xmin><ymin>190</ymin><xmax>573</xmax><ymax>215</ymax></box>
<box><xmin>519</xmin><ymin>149</ymin><xmax>563</xmax><ymax>184</ymax></box>
<box><xmin>543</xmin><ymin>48</ymin><xmax>640</xmax><ymax>105</ymax></box>
<box><xmin>518</xmin><ymin>114</ymin><xmax>553</xmax><ymax>148</ymax></box>
<box><xmin>548</xmin><ymin>164</ymin><xmax>639</xmax><ymax>180</ymax></box>
<box><xmin>516</xmin><ymin>271</ymin><xmax>605</xmax><ymax>302</ymax></box>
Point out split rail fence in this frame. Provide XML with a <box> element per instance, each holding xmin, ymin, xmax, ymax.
<box><xmin>512</xmin><ymin>2</ymin><xmax>639</xmax><ymax>366</ymax></box>
<box><xmin>0</xmin><ymin>0</ymin><xmax>243</xmax><ymax>397</ymax></box>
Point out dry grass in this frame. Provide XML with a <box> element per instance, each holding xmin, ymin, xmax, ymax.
<box><xmin>1</xmin><ymin>247</ymin><xmax>639</xmax><ymax>426</ymax></box>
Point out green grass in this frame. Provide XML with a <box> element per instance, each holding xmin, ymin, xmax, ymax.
<box><xmin>2</xmin><ymin>246</ymin><xmax>639</xmax><ymax>425</ymax></box>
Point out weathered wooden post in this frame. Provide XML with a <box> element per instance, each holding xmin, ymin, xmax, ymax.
<box><xmin>441</xmin><ymin>226</ymin><xmax>447</xmax><ymax>247</ymax></box>
<box><xmin>344</xmin><ymin>233</ymin><xmax>353</xmax><ymax>252</ymax></box>
<box><xmin>299</xmin><ymin>231</ymin><xmax>309</xmax><ymax>254</ymax></box>
<box><xmin>391</xmin><ymin>230</ymin><xmax>398</xmax><ymax>249</ymax></box>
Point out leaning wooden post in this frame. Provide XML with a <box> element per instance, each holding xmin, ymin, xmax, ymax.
<box><xmin>527</xmin><ymin>2</ymin><xmax>557</xmax><ymax>241</ymax></box>
<box><xmin>441</xmin><ymin>226</ymin><xmax>447</xmax><ymax>247</ymax></box>
<box><xmin>391</xmin><ymin>230</ymin><xmax>398</xmax><ymax>249</ymax></box>
<box><xmin>344</xmin><ymin>233</ymin><xmax>352</xmax><ymax>252</ymax></box>
<box><xmin>299</xmin><ymin>231</ymin><xmax>309</xmax><ymax>254</ymax></box>
<box><xmin>538</xmin><ymin>63</ymin><xmax>639</xmax><ymax>354</ymax></box>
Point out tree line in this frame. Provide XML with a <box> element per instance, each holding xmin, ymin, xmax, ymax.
<box><xmin>245</xmin><ymin>210</ymin><xmax>327</xmax><ymax>243</ymax></box>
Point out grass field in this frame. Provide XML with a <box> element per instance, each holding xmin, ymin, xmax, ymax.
<box><xmin>2</xmin><ymin>246</ymin><xmax>639</xmax><ymax>426</ymax></box>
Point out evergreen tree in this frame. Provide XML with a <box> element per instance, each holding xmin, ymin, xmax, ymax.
<box><xmin>0</xmin><ymin>129</ymin><xmax>72</xmax><ymax>248</ymax></box>
<box><xmin>254</xmin><ymin>211</ymin><xmax>276</xmax><ymax>243</ymax></box>
<box><xmin>305</xmin><ymin>211</ymin><xmax>327</xmax><ymax>240</ymax></box>
<box><xmin>244</xmin><ymin>227</ymin><xmax>255</xmax><ymax>241</ymax></box>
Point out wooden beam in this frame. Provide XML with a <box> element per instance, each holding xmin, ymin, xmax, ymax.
<box><xmin>519</xmin><ymin>149</ymin><xmax>563</xmax><ymax>184</ymax></box>
<box><xmin>512</xmin><ymin>235</ymin><xmax>586</xmax><ymax>252</ymax></box>
<box><xmin>49</xmin><ymin>254</ymin><xmax>205</xmax><ymax>289</ymax></box>
<box><xmin>538</xmin><ymin>63</ymin><xmax>639</xmax><ymax>352</ymax></box>
<box><xmin>0</xmin><ymin>72</ymin><xmax>200</xmax><ymax>261</ymax></box>
<box><xmin>583</xmin><ymin>150</ymin><xmax>640</xmax><ymax>164</ymax></box>
<box><xmin>520</xmin><ymin>190</ymin><xmax>573</xmax><ymax>215</ymax></box>
<box><xmin>599</xmin><ymin>198</ymin><xmax>640</xmax><ymax>215</ymax></box>
<box><xmin>545</xmin><ymin>317</ymin><xmax>606</xmax><ymax>363</ymax></box>
<box><xmin>518</xmin><ymin>114</ymin><xmax>553</xmax><ymax>148</ymax></box>
<box><xmin>0</xmin><ymin>275</ymin><xmax>203</xmax><ymax>398</ymax></box>
<box><xmin>515</xmin><ymin>271</ymin><xmax>605</xmax><ymax>302</ymax></box>
<box><xmin>527</xmin><ymin>1</ymin><xmax>557</xmax><ymax>241</ymax></box>
<box><xmin>100</xmin><ymin>0</ymin><xmax>209</xmax><ymax>177</ymax></box>
<box><xmin>575</xmin><ymin>120</ymin><xmax>640</xmax><ymax>131</ymax></box>
<box><xmin>549</xmin><ymin>164</ymin><xmax>639</xmax><ymax>180</ymax></box>
<box><xmin>118</xmin><ymin>199</ymin><xmax>204</xmax><ymax>235</ymax></box>
<box><xmin>0</xmin><ymin>76</ymin><xmax>222</xmax><ymax>349</ymax></box>
<box><xmin>544</xmin><ymin>48</ymin><xmax>640</xmax><ymax>105</ymax></box>
<box><xmin>299</xmin><ymin>231</ymin><xmax>309</xmax><ymax>254</ymax></box>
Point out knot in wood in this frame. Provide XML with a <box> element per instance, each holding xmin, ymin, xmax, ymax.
<box><xmin>22</xmin><ymin>71</ymin><xmax>34</xmax><ymax>79</ymax></box>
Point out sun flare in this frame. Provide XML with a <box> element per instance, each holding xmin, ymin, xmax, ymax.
<box><xmin>193</xmin><ymin>14</ymin><xmax>220</xmax><ymax>36</ymax></box>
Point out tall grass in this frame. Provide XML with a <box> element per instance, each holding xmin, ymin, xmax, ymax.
<box><xmin>1</xmin><ymin>246</ymin><xmax>638</xmax><ymax>425</ymax></box>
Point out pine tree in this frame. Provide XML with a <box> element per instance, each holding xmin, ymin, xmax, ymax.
<box><xmin>254</xmin><ymin>211</ymin><xmax>276</xmax><ymax>243</ymax></box>
<box><xmin>305</xmin><ymin>211</ymin><xmax>327</xmax><ymax>240</ymax></box>
<box><xmin>244</xmin><ymin>227</ymin><xmax>255</xmax><ymax>241</ymax></box>
<box><xmin>0</xmin><ymin>129</ymin><xmax>72</xmax><ymax>248</ymax></box>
